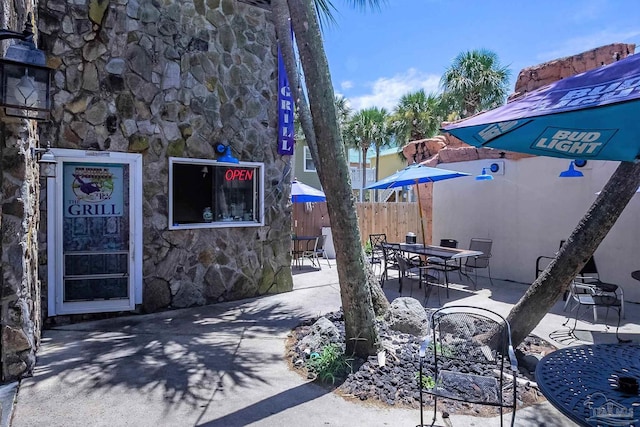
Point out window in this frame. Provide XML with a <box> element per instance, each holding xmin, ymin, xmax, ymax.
<box><xmin>169</xmin><ymin>157</ymin><xmax>264</xmax><ymax>229</ymax></box>
<box><xmin>303</xmin><ymin>146</ymin><xmax>316</xmax><ymax>172</ymax></box>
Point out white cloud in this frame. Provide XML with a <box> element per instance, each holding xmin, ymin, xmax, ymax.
<box><xmin>536</xmin><ymin>29</ymin><xmax>640</xmax><ymax>63</ymax></box>
<box><xmin>340</xmin><ymin>80</ymin><xmax>353</xmax><ymax>90</ymax></box>
<box><xmin>346</xmin><ymin>68</ymin><xmax>441</xmax><ymax>111</ymax></box>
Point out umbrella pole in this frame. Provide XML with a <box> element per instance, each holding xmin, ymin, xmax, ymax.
<box><xmin>416</xmin><ymin>179</ymin><xmax>426</xmax><ymax>246</ymax></box>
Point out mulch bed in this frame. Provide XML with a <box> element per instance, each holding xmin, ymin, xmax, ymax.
<box><xmin>286</xmin><ymin>310</ymin><xmax>556</xmax><ymax>417</ymax></box>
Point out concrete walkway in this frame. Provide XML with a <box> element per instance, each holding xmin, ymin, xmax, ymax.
<box><xmin>8</xmin><ymin>262</ymin><xmax>639</xmax><ymax>426</ymax></box>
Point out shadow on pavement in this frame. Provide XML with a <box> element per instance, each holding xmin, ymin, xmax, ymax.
<box><xmin>197</xmin><ymin>382</ymin><xmax>328</xmax><ymax>427</ymax></box>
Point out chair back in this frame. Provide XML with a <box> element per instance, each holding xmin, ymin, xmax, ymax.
<box><xmin>381</xmin><ymin>242</ymin><xmax>400</xmax><ymax>263</ymax></box>
<box><xmin>313</xmin><ymin>236</ymin><xmax>324</xmax><ymax>252</ymax></box>
<box><xmin>430</xmin><ymin>305</ymin><xmax>513</xmax><ymax>362</ymax></box>
<box><xmin>560</xmin><ymin>240</ymin><xmax>599</xmax><ymax>280</ymax></box>
<box><xmin>316</xmin><ymin>234</ymin><xmax>326</xmax><ymax>251</ymax></box>
<box><xmin>439</xmin><ymin>239</ymin><xmax>458</xmax><ymax>248</ymax></box>
<box><xmin>465</xmin><ymin>238</ymin><xmax>492</xmax><ymax>268</ymax></box>
<box><xmin>425</xmin><ymin>305</ymin><xmax>517</xmax><ymax>407</ymax></box>
<box><xmin>397</xmin><ymin>255</ymin><xmax>409</xmax><ymax>275</ymax></box>
<box><xmin>369</xmin><ymin>233</ymin><xmax>387</xmax><ymax>250</ymax></box>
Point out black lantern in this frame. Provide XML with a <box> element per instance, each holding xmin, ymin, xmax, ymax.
<box><xmin>0</xmin><ymin>14</ymin><xmax>51</xmax><ymax>120</ymax></box>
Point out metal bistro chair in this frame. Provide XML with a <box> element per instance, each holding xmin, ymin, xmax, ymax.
<box><xmin>300</xmin><ymin>236</ymin><xmax>320</xmax><ymax>268</ymax></box>
<box><xmin>314</xmin><ymin>234</ymin><xmax>331</xmax><ymax>268</ymax></box>
<box><xmin>397</xmin><ymin>255</ymin><xmax>425</xmax><ymax>295</ymax></box>
<box><xmin>563</xmin><ymin>280</ymin><xmax>624</xmax><ymax>341</ymax></box>
<box><xmin>426</xmin><ymin>238</ymin><xmax>462</xmax><ymax>298</ymax></box>
<box><xmin>464</xmin><ymin>238</ymin><xmax>494</xmax><ymax>289</ymax></box>
<box><xmin>550</xmin><ymin>240</ymin><xmax>626</xmax><ymax>320</ymax></box>
<box><xmin>369</xmin><ymin>233</ymin><xmax>387</xmax><ymax>279</ymax></box>
<box><xmin>418</xmin><ymin>306</ymin><xmax>518</xmax><ymax>427</ymax></box>
<box><xmin>380</xmin><ymin>242</ymin><xmax>401</xmax><ymax>288</ymax></box>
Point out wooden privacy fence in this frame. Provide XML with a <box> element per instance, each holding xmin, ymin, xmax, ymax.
<box><xmin>357</xmin><ymin>202</ymin><xmax>422</xmax><ymax>245</ymax></box>
<box><xmin>292</xmin><ymin>202</ymin><xmax>423</xmax><ymax>246</ymax></box>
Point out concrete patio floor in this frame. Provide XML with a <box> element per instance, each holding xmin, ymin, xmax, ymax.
<box><xmin>5</xmin><ymin>261</ymin><xmax>639</xmax><ymax>426</ymax></box>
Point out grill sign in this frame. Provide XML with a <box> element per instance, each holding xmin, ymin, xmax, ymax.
<box><xmin>277</xmin><ymin>43</ymin><xmax>294</xmax><ymax>155</ymax></box>
<box><xmin>64</xmin><ymin>165</ymin><xmax>124</xmax><ymax>217</ymax></box>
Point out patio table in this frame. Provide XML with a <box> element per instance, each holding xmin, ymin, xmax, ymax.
<box><xmin>396</xmin><ymin>243</ymin><xmax>483</xmax><ymax>297</ymax></box>
<box><xmin>535</xmin><ymin>344</ymin><xmax>640</xmax><ymax>427</ymax></box>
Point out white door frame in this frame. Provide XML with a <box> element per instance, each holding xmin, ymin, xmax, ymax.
<box><xmin>47</xmin><ymin>149</ymin><xmax>143</xmax><ymax>316</ymax></box>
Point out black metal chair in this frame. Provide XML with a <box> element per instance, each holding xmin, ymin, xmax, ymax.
<box><xmin>300</xmin><ymin>236</ymin><xmax>320</xmax><ymax>268</ymax></box>
<box><xmin>418</xmin><ymin>305</ymin><xmax>518</xmax><ymax>427</ymax></box>
<box><xmin>426</xmin><ymin>238</ymin><xmax>461</xmax><ymax>297</ymax></box>
<box><xmin>464</xmin><ymin>238</ymin><xmax>494</xmax><ymax>288</ymax></box>
<box><xmin>397</xmin><ymin>255</ymin><xmax>423</xmax><ymax>295</ymax></box>
<box><xmin>552</xmin><ymin>240</ymin><xmax>626</xmax><ymax>320</ymax></box>
<box><xmin>380</xmin><ymin>242</ymin><xmax>401</xmax><ymax>287</ymax></box>
<box><xmin>368</xmin><ymin>233</ymin><xmax>387</xmax><ymax>279</ymax></box>
<box><xmin>314</xmin><ymin>234</ymin><xmax>331</xmax><ymax>268</ymax></box>
<box><xmin>563</xmin><ymin>281</ymin><xmax>624</xmax><ymax>341</ymax></box>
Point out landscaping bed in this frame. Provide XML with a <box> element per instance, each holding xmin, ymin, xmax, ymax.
<box><xmin>286</xmin><ymin>310</ymin><xmax>555</xmax><ymax>417</ymax></box>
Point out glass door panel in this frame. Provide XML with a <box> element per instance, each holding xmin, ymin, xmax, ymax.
<box><xmin>62</xmin><ymin>163</ymin><xmax>130</xmax><ymax>302</ymax></box>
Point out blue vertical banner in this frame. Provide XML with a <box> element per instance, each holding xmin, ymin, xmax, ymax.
<box><xmin>277</xmin><ymin>41</ymin><xmax>295</xmax><ymax>155</ymax></box>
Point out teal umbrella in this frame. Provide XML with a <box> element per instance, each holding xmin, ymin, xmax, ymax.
<box><xmin>365</xmin><ymin>164</ymin><xmax>470</xmax><ymax>190</ymax></box>
<box><xmin>365</xmin><ymin>164</ymin><xmax>470</xmax><ymax>244</ymax></box>
<box><xmin>443</xmin><ymin>53</ymin><xmax>640</xmax><ymax>162</ymax></box>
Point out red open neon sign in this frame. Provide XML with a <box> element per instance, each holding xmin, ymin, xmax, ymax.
<box><xmin>225</xmin><ymin>169</ymin><xmax>254</xmax><ymax>181</ymax></box>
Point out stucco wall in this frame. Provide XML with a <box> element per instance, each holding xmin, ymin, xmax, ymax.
<box><xmin>37</xmin><ymin>0</ymin><xmax>293</xmax><ymax>314</ymax></box>
<box><xmin>432</xmin><ymin>157</ymin><xmax>640</xmax><ymax>302</ymax></box>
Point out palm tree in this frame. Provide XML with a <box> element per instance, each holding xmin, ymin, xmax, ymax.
<box><xmin>349</xmin><ymin>108</ymin><xmax>375</xmax><ymax>200</ymax></box>
<box><xmin>334</xmin><ymin>95</ymin><xmax>351</xmax><ymax>129</ymax></box>
<box><xmin>346</xmin><ymin>107</ymin><xmax>393</xmax><ymax>201</ymax></box>
<box><xmin>368</xmin><ymin>107</ymin><xmax>392</xmax><ymax>201</ymax></box>
<box><xmin>440</xmin><ymin>49</ymin><xmax>510</xmax><ymax>118</ymax></box>
<box><xmin>389</xmin><ymin>89</ymin><xmax>441</xmax><ymax>144</ymax></box>
<box><xmin>272</xmin><ymin>0</ymin><xmax>387</xmax><ymax>358</ymax></box>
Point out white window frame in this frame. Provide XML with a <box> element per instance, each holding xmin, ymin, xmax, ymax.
<box><xmin>47</xmin><ymin>149</ymin><xmax>143</xmax><ymax>316</ymax></box>
<box><xmin>303</xmin><ymin>146</ymin><xmax>316</xmax><ymax>172</ymax></box>
<box><xmin>168</xmin><ymin>157</ymin><xmax>265</xmax><ymax>230</ymax></box>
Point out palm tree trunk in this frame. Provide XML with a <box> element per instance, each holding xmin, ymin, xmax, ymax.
<box><xmin>271</xmin><ymin>0</ymin><xmax>322</xmax><ymax>181</ymax></box>
<box><xmin>361</xmin><ymin>146</ymin><xmax>367</xmax><ymax>201</ymax></box>
<box><xmin>507</xmin><ymin>161</ymin><xmax>640</xmax><ymax>346</ymax></box>
<box><xmin>285</xmin><ymin>0</ymin><xmax>384</xmax><ymax>356</ymax></box>
<box><xmin>374</xmin><ymin>146</ymin><xmax>381</xmax><ymax>202</ymax></box>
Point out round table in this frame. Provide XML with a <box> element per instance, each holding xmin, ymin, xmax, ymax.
<box><xmin>535</xmin><ymin>344</ymin><xmax>640</xmax><ymax>426</ymax></box>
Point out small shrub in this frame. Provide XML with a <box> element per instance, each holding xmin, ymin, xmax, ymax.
<box><xmin>364</xmin><ymin>240</ymin><xmax>372</xmax><ymax>255</ymax></box>
<box><xmin>307</xmin><ymin>343</ymin><xmax>352</xmax><ymax>384</ymax></box>
<box><xmin>415</xmin><ymin>372</ymin><xmax>436</xmax><ymax>390</ymax></box>
<box><xmin>429</xmin><ymin>341</ymin><xmax>454</xmax><ymax>358</ymax></box>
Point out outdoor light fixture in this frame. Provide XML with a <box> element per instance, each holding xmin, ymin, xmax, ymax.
<box><xmin>0</xmin><ymin>13</ymin><xmax>52</xmax><ymax>120</ymax></box>
<box><xmin>475</xmin><ymin>168</ymin><xmax>494</xmax><ymax>181</ymax></box>
<box><xmin>488</xmin><ymin>162</ymin><xmax>501</xmax><ymax>173</ymax></box>
<box><xmin>559</xmin><ymin>161</ymin><xmax>584</xmax><ymax>178</ymax></box>
<box><xmin>32</xmin><ymin>142</ymin><xmax>55</xmax><ymax>177</ymax></box>
<box><xmin>217</xmin><ymin>146</ymin><xmax>239</xmax><ymax>164</ymax></box>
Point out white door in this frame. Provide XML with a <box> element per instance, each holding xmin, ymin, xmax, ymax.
<box><xmin>47</xmin><ymin>149</ymin><xmax>143</xmax><ymax>316</ymax></box>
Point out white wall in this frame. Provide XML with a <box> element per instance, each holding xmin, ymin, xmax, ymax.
<box><xmin>433</xmin><ymin>157</ymin><xmax>640</xmax><ymax>302</ymax></box>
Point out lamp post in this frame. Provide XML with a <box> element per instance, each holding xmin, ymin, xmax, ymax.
<box><xmin>0</xmin><ymin>13</ymin><xmax>51</xmax><ymax>120</ymax></box>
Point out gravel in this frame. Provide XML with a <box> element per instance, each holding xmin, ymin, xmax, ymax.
<box><xmin>286</xmin><ymin>310</ymin><xmax>549</xmax><ymax>416</ymax></box>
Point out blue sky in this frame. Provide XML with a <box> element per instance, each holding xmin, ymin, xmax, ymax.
<box><xmin>322</xmin><ymin>0</ymin><xmax>640</xmax><ymax>111</ymax></box>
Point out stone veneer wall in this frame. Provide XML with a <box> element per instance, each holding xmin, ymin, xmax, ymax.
<box><xmin>37</xmin><ymin>0</ymin><xmax>293</xmax><ymax>317</ymax></box>
<box><xmin>0</xmin><ymin>4</ymin><xmax>44</xmax><ymax>380</ymax></box>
